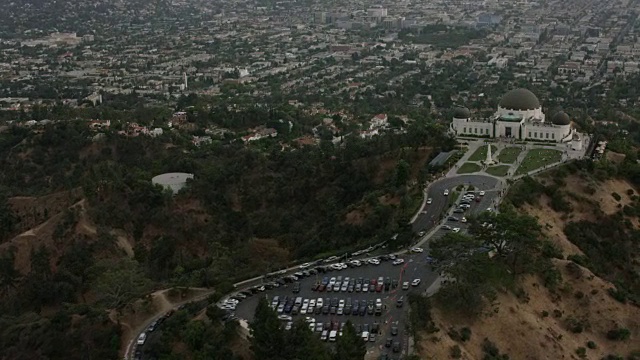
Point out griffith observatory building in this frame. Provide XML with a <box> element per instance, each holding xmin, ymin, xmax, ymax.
<box><xmin>449</xmin><ymin>88</ymin><xmax>582</xmax><ymax>149</ymax></box>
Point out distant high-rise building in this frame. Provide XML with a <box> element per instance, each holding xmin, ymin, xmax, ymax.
<box><xmin>314</xmin><ymin>12</ymin><xmax>329</xmax><ymax>24</ymax></box>
<box><xmin>367</xmin><ymin>5</ymin><xmax>387</xmax><ymax>21</ymax></box>
<box><xmin>183</xmin><ymin>73</ymin><xmax>188</xmax><ymax>90</ymax></box>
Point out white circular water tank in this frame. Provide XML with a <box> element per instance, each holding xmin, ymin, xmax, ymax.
<box><xmin>151</xmin><ymin>172</ymin><xmax>194</xmax><ymax>193</ymax></box>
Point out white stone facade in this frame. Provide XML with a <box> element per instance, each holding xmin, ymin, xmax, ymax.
<box><xmin>450</xmin><ymin>89</ymin><xmax>575</xmax><ymax>143</ymax></box>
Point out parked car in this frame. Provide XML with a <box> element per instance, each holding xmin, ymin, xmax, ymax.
<box><xmin>137</xmin><ymin>333</ymin><xmax>147</xmax><ymax>345</ymax></box>
<box><xmin>411</xmin><ymin>247</ymin><xmax>424</xmax><ymax>253</ymax></box>
<box><xmin>412</xmin><ymin>278</ymin><xmax>421</xmax><ymax>286</ymax></box>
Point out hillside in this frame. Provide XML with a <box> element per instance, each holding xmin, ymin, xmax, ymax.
<box><xmin>0</xmin><ymin>119</ymin><xmax>449</xmax><ymax>359</ymax></box>
<box><xmin>417</xmin><ymin>164</ymin><xmax>640</xmax><ymax>360</ymax></box>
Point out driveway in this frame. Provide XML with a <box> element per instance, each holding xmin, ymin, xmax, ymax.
<box><xmin>412</xmin><ymin>175</ymin><xmax>500</xmax><ymax>233</ymax></box>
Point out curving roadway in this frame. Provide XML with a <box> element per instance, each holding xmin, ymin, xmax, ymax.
<box><xmin>411</xmin><ymin>175</ymin><xmax>501</xmax><ymax>233</ymax></box>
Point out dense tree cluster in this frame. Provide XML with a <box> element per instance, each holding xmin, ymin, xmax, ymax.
<box><xmin>0</xmin><ymin>102</ymin><xmax>452</xmax><ymax>358</ymax></box>
<box><xmin>430</xmin><ymin>211</ymin><xmax>546</xmax><ymax>316</ymax></box>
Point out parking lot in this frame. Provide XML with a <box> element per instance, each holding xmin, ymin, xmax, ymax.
<box><xmin>232</xmin><ymin>252</ymin><xmax>438</xmax><ymax>359</ymax></box>
<box><xmin>414</xmin><ymin>188</ymin><xmax>498</xmax><ymax>248</ymax></box>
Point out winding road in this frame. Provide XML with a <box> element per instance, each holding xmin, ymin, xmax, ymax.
<box><xmin>412</xmin><ymin>174</ymin><xmax>501</xmax><ymax>233</ymax></box>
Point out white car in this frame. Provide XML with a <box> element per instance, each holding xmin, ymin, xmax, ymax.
<box><xmin>443</xmin><ymin>189</ymin><xmax>450</xmax><ymax>196</ymax></box>
<box><xmin>317</xmin><ymin>298</ymin><xmax>324</xmax><ymax>307</ymax></box>
<box><xmin>392</xmin><ymin>259</ymin><xmax>405</xmax><ymax>266</ymax></box>
<box><xmin>361</xmin><ymin>331</ymin><xmax>370</xmax><ymax>342</ymax></box>
<box><xmin>427</xmin><ymin>198</ymin><xmax>433</xmax><ymax>204</ymax></box>
<box><xmin>368</xmin><ymin>258</ymin><xmax>380</xmax><ymax>265</ymax></box>
<box><xmin>479</xmin><ymin>191</ymin><xmax>485</xmax><ymax>196</ymax></box>
<box><xmin>418</xmin><ymin>231</ymin><xmax>426</xmax><ymax>237</ymax></box>
<box><xmin>305</xmin><ymin>317</ymin><xmax>315</xmax><ymax>323</ymax></box>
<box><xmin>299</xmin><ymin>262</ymin><xmax>312</xmax><ymax>269</ymax></box>
<box><xmin>309</xmin><ymin>299</ymin><xmax>316</xmax><ymax>307</ymax></box>
<box><xmin>412</xmin><ymin>279</ymin><xmax>421</xmax><ymax>286</ymax></box>
<box><xmin>278</xmin><ymin>315</ymin><xmax>293</xmax><ymax>321</ymax></box>
<box><xmin>339</xmin><ymin>299</ymin><xmax>345</xmax><ymax>307</ymax></box>
<box><xmin>303</xmin><ymin>299</ymin><xmax>310</xmax><ymax>306</ymax></box>
<box><xmin>137</xmin><ymin>332</ymin><xmax>147</xmax><ymax>345</ymax></box>
<box><xmin>285</xmin><ymin>322</ymin><xmax>293</xmax><ymax>331</ymax></box>
<box><xmin>411</xmin><ymin>247</ymin><xmax>424</xmax><ymax>253</ymax></box>
<box><xmin>452</xmin><ymin>228</ymin><xmax>461</xmax><ymax>233</ymax></box>
<box><xmin>349</xmin><ymin>259</ymin><xmax>362</xmax><ymax>267</ymax></box>
<box><xmin>300</xmin><ymin>305</ymin><xmax>308</xmax><ymax>314</ymax></box>
<box><xmin>277</xmin><ymin>304</ymin><xmax>285</xmax><ymax>313</ymax></box>
<box><xmin>330</xmin><ymin>263</ymin><xmax>343</xmax><ymax>270</ymax></box>
<box><xmin>461</xmin><ymin>217</ymin><xmax>467</xmax><ymax>223</ymax></box>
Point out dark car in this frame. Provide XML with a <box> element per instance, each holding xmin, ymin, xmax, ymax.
<box><xmin>331</xmin><ymin>298</ymin><xmax>339</xmax><ymax>307</ymax></box>
<box><xmin>391</xmin><ymin>279</ymin><xmax>398</xmax><ymax>289</ymax></box>
<box><xmin>453</xmin><ymin>208</ymin><xmax>465</xmax><ymax>213</ymax></box>
<box><xmin>322</xmin><ymin>306</ymin><xmax>329</xmax><ymax>314</ymax></box>
<box><xmin>376</xmin><ymin>283</ymin><xmax>383</xmax><ymax>292</ymax></box>
<box><xmin>292</xmin><ymin>282</ymin><xmax>301</xmax><ymax>293</ymax></box>
<box><xmin>372</xmin><ymin>322</ymin><xmax>380</xmax><ymax>333</ymax></box>
<box><xmin>315</xmin><ymin>306</ymin><xmax>322</xmax><ymax>315</ymax></box>
<box><xmin>385</xmin><ymin>338</ymin><xmax>393</xmax><ymax>348</ymax></box>
<box><xmin>344</xmin><ymin>305</ymin><xmax>352</xmax><ymax>315</ymax></box>
<box><xmin>392</xmin><ymin>342</ymin><xmax>400</xmax><ymax>353</ymax></box>
<box><xmin>396</xmin><ymin>298</ymin><xmax>404</xmax><ymax>308</ymax></box>
<box><xmin>359</xmin><ymin>306</ymin><xmax>367</xmax><ymax>316</ymax></box>
<box><xmin>312</xmin><ymin>283</ymin><xmax>320</xmax><ymax>291</ymax></box>
<box><xmin>330</xmin><ymin>306</ymin><xmax>337</xmax><ymax>314</ymax></box>
<box><xmin>391</xmin><ymin>326</ymin><xmax>398</xmax><ymax>336</ymax></box>
<box><xmin>448</xmin><ymin>216</ymin><xmax>459</xmax><ymax>221</ymax></box>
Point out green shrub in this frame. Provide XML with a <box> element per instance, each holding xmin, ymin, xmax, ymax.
<box><xmin>541</xmin><ymin>310</ymin><xmax>549</xmax><ymax>318</ymax></box>
<box><xmin>576</xmin><ymin>347</ymin><xmax>587</xmax><ymax>358</ymax></box>
<box><xmin>541</xmin><ymin>240</ymin><xmax>564</xmax><ymax>259</ymax></box>
<box><xmin>627</xmin><ymin>189</ymin><xmax>634</xmax><ymax>196</ymax></box>
<box><xmin>460</xmin><ymin>327</ymin><xmax>472</xmax><ymax>342</ymax></box>
<box><xmin>606</xmin><ymin>327</ymin><xmax>631</xmax><ymax>341</ymax></box>
<box><xmin>586</xmin><ymin>340</ymin><xmax>597</xmax><ymax>349</ymax></box>
<box><xmin>567</xmin><ymin>254</ymin><xmax>590</xmax><ymax>267</ymax></box>
<box><xmin>600</xmin><ymin>355</ymin><xmax>623</xmax><ymax>360</ymax></box>
<box><xmin>612</xmin><ymin>192</ymin><xmax>622</xmax><ymax>201</ymax></box>
<box><xmin>607</xmin><ymin>288</ymin><xmax>628</xmax><ymax>304</ymax></box>
<box><xmin>565</xmin><ymin>316</ymin><xmax>587</xmax><ymax>333</ymax></box>
<box><xmin>450</xmin><ymin>345</ymin><xmax>462</xmax><ymax>359</ymax></box>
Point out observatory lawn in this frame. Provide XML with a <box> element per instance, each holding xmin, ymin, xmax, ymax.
<box><xmin>516</xmin><ymin>149</ymin><xmax>562</xmax><ymax>175</ymax></box>
<box><xmin>497</xmin><ymin>147</ymin><xmax>522</xmax><ymax>164</ymax></box>
<box><xmin>457</xmin><ymin>162</ymin><xmax>482</xmax><ymax>174</ymax></box>
<box><xmin>486</xmin><ymin>165</ymin><xmax>511</xmax><ymax>177</ymax></box>
<box><xmin>468</xmin><ymin>145</ymin><xmax>498</xmax><ymax>161</ymax></box>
